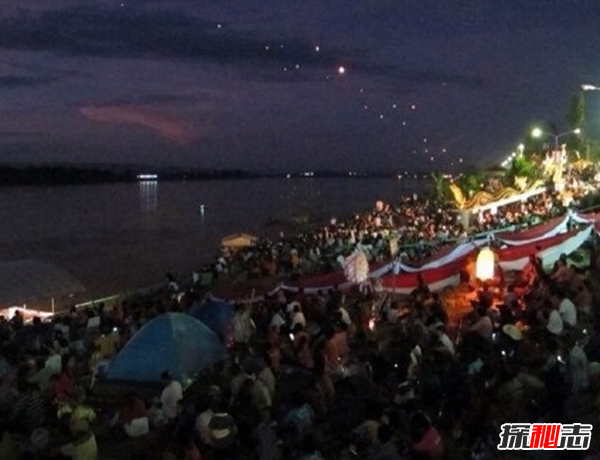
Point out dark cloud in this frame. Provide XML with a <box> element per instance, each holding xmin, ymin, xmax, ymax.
<box><xmin>92</xmin><ymin>93</ymin><xmax>201</xmax><ymax>107</ymax></box>
<box><xmin>0</xmin><ymin>75</ymin><xmax>55</xmax><ymax>88</ymax></box>
<box><xmin>0</xmin><ymin>7</ymin><xmax>336</xmax><ymax>65</ymax></box>
<box><xmin>0</xmin><ymin>6</ymin><xmax>484</xmax><ymax>88</ymax></box>
<box><xmin>0</xmin><ymin>131</ymin><xmax>45</xmax><ymax>139</ymax></box>
<box><xmin>359</xmin><ymin>63</ymin><xmax>486</xmax><ymax>89</ymax></box>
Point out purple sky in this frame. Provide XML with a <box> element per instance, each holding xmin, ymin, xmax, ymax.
<box><xmin>1</xmin><ymin>0</ymin><xmax>600</xmax><ymax>171</ymax></box>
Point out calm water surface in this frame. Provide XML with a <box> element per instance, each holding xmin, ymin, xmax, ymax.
<box><xmin>0</xmin><ymin>178</ymin><xmax>422</xmax><ymax>298</ymax></box>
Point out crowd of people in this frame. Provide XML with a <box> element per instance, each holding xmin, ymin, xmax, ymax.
<box><xmin>1</xmin><ymin>190</ymin><xmax>599</xmax><ymax>460</ymax></box>
<box><xmin>194</xmin><ymin>192</ymin><xmax>567</xmax><ymax>286</ymax></box>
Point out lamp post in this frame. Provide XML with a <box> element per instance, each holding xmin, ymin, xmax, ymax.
<box><xmin>531</xmin><ymin>127</ymin><xmax>581</xmax><ymax>150</ymax></box>
<box><xmin>581</xmin><ymin>84</ymin><xmax>599</xmax><ymax>159</ymax></box>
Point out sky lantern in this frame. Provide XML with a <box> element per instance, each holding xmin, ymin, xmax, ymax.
<box><xmin>476</xmin><ymin>247</ymin><xmax>495</xmax><ymax>281</ymax></box>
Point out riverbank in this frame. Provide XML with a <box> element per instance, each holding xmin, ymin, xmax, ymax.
<box><xmin>0</xmin><ymin>179</ymin><xmax>416</xmax><ymax>310</ymax></box>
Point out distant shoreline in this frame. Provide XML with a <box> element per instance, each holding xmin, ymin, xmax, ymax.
<box><xmin>0</xmin><ymin>165</ymin><xmax>434</xmax><ymax>187</ymax></box>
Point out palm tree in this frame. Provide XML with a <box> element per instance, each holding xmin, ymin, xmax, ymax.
<box><xmin>430</xmin><ymin>172</ymin><xmax>450</xmax><ymax>202</ymax></box>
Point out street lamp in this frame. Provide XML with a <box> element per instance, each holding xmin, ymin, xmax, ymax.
<box><xmin>582</xmin><ymin>84</ymin><xmax>600</xmax><ymax>92</ymax></box>
<box><xmin>531</xmin><ymin>127</ymin><xmax>581</xmax><ymax>150</ymax></box>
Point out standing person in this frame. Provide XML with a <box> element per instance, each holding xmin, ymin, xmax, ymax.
<box><xmin>568</xmin><ymin>342</ymin><xmax>589</xmax><ymax>395</ymax></box>
<box><xmin>556</xmin><ymin>292</ymin><xmax>577</xmax><ymax>329</ymax></box>
<box><xmin>160</xmin><ymin>371</ymin><xmax>183</xmax><ymax>421</ymax></box>
<box><xmin>409</xmin><ymin>412</ymin><xmax>444</xmax><ymax>460</ymax></box>
<box><xmin>469</xmin><ymin>305</ymin><xmax>493</xmax><ymax>341</ymax></box>
<box><xmin>368</xmin><ymin>424</ymin><xmax>402</xmax><ymax>460</ymax></box>
<box><xmin>252</xmin><ymin>412</ymin><xmax>282</xmax><ymax>460</ymax></box>
<box><xmin>60</xmin><ymin>419</ymin><xmax>98</xmax><ymax>460</ymax></box>
<box><xmin>208</xmin><ymin>402</ymin><xmax>238</xmax><ymax>459</ymax></box>
<box><xmin>258</xmin><ymin>354</ymin><xmax>277</xmax><ymax>400</ymax></box>
<box><xmin>196</xmin><ymin>387</ymin><xmax>220</xmax><ymax>446</ymax></box>
<box><xmin>232</xmin><ymin>304</ymin><xmax>256</xmax><ymax>349</ymax></box>
<box><xmin>55</xmin><ymin>354</ymin><xmax>77</xmax><ymax>404</ymax></box>
<box><xmin>88</xmin><ymin>344</ymin><xmax>102</xmax><ymax>389</ymax></box>
<box><xmin>11</xmin><ymin>380</ymin><xmax>46</xmax><ymax>435</ymax></box>
<box><xmin>290</xmin><ymin>304</ymin><xmax>307</xmax><ymax>330</ymax></box>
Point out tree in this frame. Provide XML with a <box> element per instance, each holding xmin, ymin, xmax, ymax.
<box><xmin>430</xmin><ymin>172</ymin><xmax>450</xmax><ymax>201</ymax></box>
<box><xmin>508</xmin><ymin>155</ymin><xmax>538</xmax><ymax>184</ymax></box>
<box><xmin>457</xmin><ymin>172</ymin><xmax>484</xmax><ymax>195</ymax></box>
<box><xmin>566</xmin><ymin>91</ymin><xmax>585</xmax><ymax>130</ymax></box>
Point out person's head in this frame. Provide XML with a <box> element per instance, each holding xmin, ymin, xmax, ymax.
<box><xmin>476</xmin><ymin>304</ymin><xmax>487</xmax><ymax>317</ymax></box>
<box><xmin>62</xmin><ymin>354</ymin><xmax>75</xmax><ymax>371</ymax></box>
<box><xmin>160</xmin><ymin>371</ymin><xmax>172</xmax><ymax>384</ymax></box>
<box><xmin>208</xmin><ymin>394</ymin><xmax>221</xmax><ymax>412</ymax></box>
<box><xmin>550</xmin><ymin>288</ymin><xmax>564</xmax><ymax>302</ymax></box>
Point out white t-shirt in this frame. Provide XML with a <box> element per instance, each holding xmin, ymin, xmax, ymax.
<box><xmin>258</xmin><ymin>367</ymin><xmax>276</xmax><ymax>398</ymax></box>
<box><xmin>547</xmin><ymin>310</ymin><xmax>564</xmax><ymax>335</ymax></box>
<box><xmin>233</xmin><ymin>311</ymin><xmax>255</xmax><ymax>344</ymax></box>
<box><xmin>270</xmin><ymin>313</ymin><xmax>286</xmax><ymax>330</ymax></box>
<box><xmin>195</xmin><ymin>409</ymin><xmax>214</xmax><ymax>444</ymax></box>
<box><xmin>438</xmin><ymin>332</ymin><xmax>455</xmax><ymax>355</ymax></box>
<box><xmin>559</xmin><ymin>298</ymin><xmax>577</xmax><ymax>327</ymax></box>
<box><xmin>291</xmin><ymin>311</ymin><xmax>306</xmax><ymax>329</ymax></box>
<box><xmin>45</xmin><ymin>353</ymin><xmax>62</xmax><ymax>375</ymax></box>
<box><xmin>338</xmin><ymin>307</ymin><xmax>352</xmax><ymax>327</ymax></box>
<box><xmin>160</xmin><ymin>380</ymin><xmax>183</xmax><ymax>419</ymax></box>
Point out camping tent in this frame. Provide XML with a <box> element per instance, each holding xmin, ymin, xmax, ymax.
<box><xmin>221</xmin><ymin>233</ymin><xmax>258</xmax><ymax>249</ymax></box>
<box><xmin>106</xmin><ymin>313</ymin><xmax>227</xmax><ymax>385</ymax></box>
<box><xmin>188</xmin><ymin>299</ymin><xmax>234</xmax><ymax>337</ymax></box>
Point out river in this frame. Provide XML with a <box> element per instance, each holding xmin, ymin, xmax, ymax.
<box><xmin>0</xmin><ymin>178</ymin><xmax>423</xmax><ymax>299</ymax></box>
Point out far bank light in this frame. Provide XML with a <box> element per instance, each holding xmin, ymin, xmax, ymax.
<box><xmin>476</xmin><ymin>247</ymin><xmax>495</xmax><ymax>281</ymax></box>
<box><xmin>137</xmin><ymin>174</ymin><xmax>158</xmax><ymax>180</ymax></box>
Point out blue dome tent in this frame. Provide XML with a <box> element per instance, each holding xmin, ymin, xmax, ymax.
<box><xmin>106</xmin><ymin>313</ymin><xmax>227</xmax><ymax>385</ymax></box>
<box><xmin>188</xmin><ymin>299</ymin><xmax>234</xmax><ymax>337</ymax></box>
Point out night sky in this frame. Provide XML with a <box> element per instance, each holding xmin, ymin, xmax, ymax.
<box><xmin>1</xmin><ymin>0</ymin><xmax>600</xmax><ymax>172</ymax></box>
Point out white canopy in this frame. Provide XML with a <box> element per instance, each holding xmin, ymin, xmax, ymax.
<box><xmin>221</xmin><ymin>233</ymin><xmax>258</xmax><ymax>248</ymax></box>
